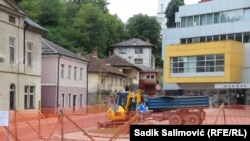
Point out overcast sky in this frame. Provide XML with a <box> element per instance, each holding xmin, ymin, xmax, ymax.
<box><xmin>107</xmin><ymin>0</ymin><xmax>200</xmax><ymax>23</ymax></box>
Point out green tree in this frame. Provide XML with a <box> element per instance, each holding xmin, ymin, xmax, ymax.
<box><xmin>103</xmin><ymin>14</ymin><xmax>128</xmax><ymax>47</ymax></box>
<box><xmin>165</xmin><ymin>0</ymin><xmax>184</xmax><ymax>28</ymax></box>
<box><xmin>70</xmin><ymin>3</ymin><xmax>108</xmax><ymax>57</ymax></box>
<box><xmin>19</xmin><ymin>0</ymin><xmax>66</xmax><ymax>26</ymax></box>
<box><xmin>18</xmin><ymin>0</ymin><xmax>128</xmax><ymax>58</ymax></box>
<box><xmin>18</xmin><ymin>0</ymin><xmax>42</xmax><ymax>23</ymax></box>
<box><xmin>65</xmin><ymin>2</ymin><xmax>81</xmax><ymax>24</ymax></box>
<box><xmin>39</xmin><ymin>0</ymin><xmax>66</xmax><ymax>26</ymax></box>
<box><xmin>45</xmin><ymin>26</ymin><xmax>77</xmax><ymax>52</ymax></box>
<box><xmin>126</xmin><ymin>14</ymin><xmax>162</xmax><ymax>67</ymax></box>
<box><xmin>126</xmin><ymin>14</ymin><xmax>161</xmax><ymax>45</ymax></box>
<box><xmin>83</xmin><ymin>0</ymin><xmax>109</xmax><ymax>13</ymax></box>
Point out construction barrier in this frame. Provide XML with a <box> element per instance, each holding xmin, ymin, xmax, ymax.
<box><xmin>1</xmin><ymin>104</ymin><xmax>250</xmax><ymax>141</ymax></box>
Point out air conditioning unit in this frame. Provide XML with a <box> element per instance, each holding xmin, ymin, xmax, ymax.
<box><xmin>0</xmin><ymin>57</ymin><xmax>4</xmax><ymax>62</ymax></box>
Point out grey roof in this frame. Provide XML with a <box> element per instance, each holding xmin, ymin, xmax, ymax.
<box><xmin>136</xmin><ymin>64</ymin><xmax>157</xmax><ymax>72</ymax></box>
<box><xmin>110</xmin><ymin>38</ymin><xmax>156</xmax><ymax>48</ymax></box>
<box><xmin>24</xmin><ymin>17</ymin><xmax>47</xmax><ymax>32</ymax></box>
<box><xmin>42</xmin><ymin>38</ymin><xmax>88</xmax><ymax>62</ymax></box>
<box><xmin>105</xmin><ymin>54</ymin><xmax>140</xmax><ymax>70</ymax></box>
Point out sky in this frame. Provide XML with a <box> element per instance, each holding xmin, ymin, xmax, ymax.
<box><xmin>107</xmin><ymin>0</ymin><xmax>200</xmax><ymax>23</ymax></box>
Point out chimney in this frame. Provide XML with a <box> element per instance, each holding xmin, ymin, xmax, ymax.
<box><xmin>145</xmin><ymin>38</ymin><xmax>150</xmax><ymax>43</ymax></box>
<box><xmin>108</xmin><ymin>50</ymin><xmax>113</xmax><ymax>57</ymax></box>
<box><xmin>92</xmin><ymin>48</ymin><xmax>98</xmax><ymax>57</ymax></box>
<box><xmin>76</xmin><ymin>50</ymin><xmax>82</xmax><ymax>57</ymax></box>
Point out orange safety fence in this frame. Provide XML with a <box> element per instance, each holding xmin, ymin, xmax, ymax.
<box><xmin>1</xmin><ymin>104</ymin><xmax>250</xmax><ymax>141</ymax></box>
<box><xmin>0</xmin><ymin>104</ymin><xmax>109</xmax><ymax>141</ymax></box>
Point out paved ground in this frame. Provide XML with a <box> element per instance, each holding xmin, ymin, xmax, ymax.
<box><xmin>2</xmin><ymin>107</ymin><xmax>250</xmax><ymax>141</ymax></box>
<box><xmin>60</xmin><ymin>107</ymin><xmax>250</xmax><ymax>140</ymax></box>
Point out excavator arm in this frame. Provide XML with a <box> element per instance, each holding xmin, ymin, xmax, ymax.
<box><xmin>106</xmin><ymin>89</ymin><xmax>143</xmax><ymax>121</ymax></box>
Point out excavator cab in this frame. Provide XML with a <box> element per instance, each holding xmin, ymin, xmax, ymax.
<box><xmin>106</xmin><ymin>89</ymin><xmax>145</xmax><ymax>121</ymax></box>
<box><xmin>115</xmin><ymin>90</ymin><xmax>141</xmax><ymax>111</ymax></box>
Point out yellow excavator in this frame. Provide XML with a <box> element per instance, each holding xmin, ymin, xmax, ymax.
<box><xmin>98</xmin><ymin>88</ymin><xmax>210</xmax><ymax>128</ymax></box>
<box><xmin>107</xmin><ymin>89</ymin><xmax>143</xmax><ymax>121</ymax></box>
<box><xmin>97</xmin><ymin>89</ymin><xmax>146</xmax><ymax>128</ymax></box>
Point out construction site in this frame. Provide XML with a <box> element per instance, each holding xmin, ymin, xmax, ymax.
<box><xmin>1</xmin><ymin>90</ymin><xmax>250</xmax><ymax>141</ymax></box>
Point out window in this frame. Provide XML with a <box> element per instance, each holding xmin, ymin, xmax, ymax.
<box><xmin>207</xmin><ymin>14</ymin><xmax>213</xmax><ymax>25</ymax></box>
<box><xmin>170</xmin><ymin>54</ymin><xmax>224</xmax><ymax>74</ymax></box>
<box><xmin>80</xmin><ymin>68</ymin><xmax>83</xmax><ymax>80</ymax></box>
<box><xmin>200</xmin><ymin>14</ymin><xmax>206</xmax><ymax>25</ymax></box>
<box><xmin>74</xmin><ymin>67</ymin><xmax>77</xmax><ymax>80</ymax></box>
<box><xmin>9</xmin><ymin>37</ymin><xmax>15</xmax><ymax>63</ymax></box>
<box><xmin>200</xmin><ymin>37</ymin><xmax>206</xmax><ymax>42</ymax></box>
<box><xmin>180</xmin><ymin>39</ymin><xmax>186</xmax><ymax>44</ymax></box>
<box><xmin>181</xmin><ymin>17</ymin><xmax>187</xmax><ymax>27</ymax></box>
<box><xmin>118</xmin><ymin>48</ymin><xmax>126</xmax><ymax>54</ymax></box>
<box><xmin>228</xmin><ymin>34</ymin><xmax>234</xmax><ymax>40</ymax></box>
<box><xmin>133</xmin><ymin>70</ymin><xmax>137</xmax><ymax>79</ymax></box>
<box><xmin>135</xmin><ymin>48</ymin><xmax>143</xmax><ymax>54</ymax></box>
<box><xmin>68</xmin><ymin>66</ymin><xmax>71</xmax><ymax>79</ymax></box>
<box><xmin>235</xmin><ymin>33</ymin><xmax>242</xmax><ymax>42</ymax></box>
<box><xmin>220</xmin><ymin>35</ymin><xmax>226</xmax><ymax>41</ymax></box>
<box><xmin>9</xmin><ymin>84</ymin><xmax>15</xmax><ymax>110</ymax></box>
<box><xmin>243</xmin><ymin>32</ymin><xmax>250</xmax><ymax>43</ymax></box>
<box><xmin>24</xmin><ymin>86</ymin><xmax>35</xmax><ymax>109</ymax></box>
<box><xmin>27</xmin><ymin>42</ymin><xmax>33</xmax><ymax>66</ymax></box>
<box><xmin>207</xmin><ymin>36</ymin><xmax>212</xmax><ymax>42</ymax></box>
<box><xmin>101</xmin><ymin>79</ymin><xmax>105</xmax><ymax>89</ymax></box>
<box><xmin>171</xmin><ymin>57</ymin><xmax>186</xmax><ymax>73</ymax></box>
<box><xmin>80</xmin><ymin>94</ymin><xmax>83</xmax><ymax>106</ymax></box>
<box><xmin>214</xmin><ymin>13</ymin><xmax>220</xmax><ymax>23</ymax></box>
<box><xmin>187</xmin><ymin>16</ymin><xmax>193</xmax><ymax>27</ymax></box>
<box><xmin>61</xmin><ymin>64</ymin><xmax>64</xmax><ymax>78</ymax></box>
<box><xmin>61</xmin><ymin>94</ymin><xmax>65</xmax><ymax>107</ymax></box>
<box><xmin>115</xmin><ymin>77</ymin><xmax>117</xmax><ymax>86</ymax></box>
<box><xmin>9</xmin><ymin>15</ymin><xmax>15</xmax><ymax>24</ymax></box>
<box><xmin>135</xmin><ymin>59</ymin><xmax>143</xmax><ymax>64</ymax></box>
<box><xmin>192</xmin><ymin>37</ymin><xmax>200</xmax><ymax>43</ymax></box>
<box><xmin>120</xmin><ymin>78</ymin><xmax>122</xmax><ymax>86</ymax></box>
<box><xmin>245</xmin><ymin>8</ymin><xmax>250</xmax><ymax>20</ymax></box>
<box><xmin>194</xmin><ymin>15</ymin><xmax>199</xmax><ymax>26</ymax></box>
<box><xmin>213</xmin><ymin>35</ymin><xmax>219</xmax><ymax>41</ymax></box>
<box><xmin>181</xmin><ymin>9</ymin><xmax>245</xmax><ymax>28</ymax></box>
<box><xmin>68</xmin><ymin>94</ymin><xmax>71</xmax><ymax>106</ymax></box>
<box><xmin>146</xmin><ymin>75</ymin><xmax>155</xmax><ymax>80</ymax></box>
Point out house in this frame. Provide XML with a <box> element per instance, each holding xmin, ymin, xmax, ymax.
<box><xmin>41</xmin><ymin>38</ymin><xmax>89</xmax><ymax>109</ymax></box>
<box><xmin>84</xmin><ymin>49</ymin><xmax>127</xmax><ymax>104</ymax></box>
<box><xmin>110</xmin><ymin>38</ymin><xmax>157</xmax><ymax>69</ymax></box>
<box><xmin>105</xmin><ymin>54</ymin><xmax>141</xmax><ymax>92</ymax></box>
<box><xmin>162</xmin><ymin>0</ymin><xmax>250</xmax><ymax>105</ymax></box>
<box><xmin>0</xmin><ymin>0</ymin><xmax>46</xmax><ymax>110</ymax></box>
<box><xmin>136</xmin><ymin>65</ymin><xmax>158</xmax><ymax>96</ymax></box>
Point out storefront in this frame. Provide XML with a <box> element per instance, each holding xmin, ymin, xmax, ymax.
<box><xmin>180</xmin><ymin>83</ymin><xmax>250</xmax><ymax>107</ymax></box>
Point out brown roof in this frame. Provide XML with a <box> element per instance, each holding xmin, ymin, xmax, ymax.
<box><xmin>83</xmin><ymin>54</ymin><xmax>127</xmax><ymax>77</ymax></box>
<box><xmin>136</xmin><ymin>65</ymin><xmax>158</xmax><ymax>72</ymax></box>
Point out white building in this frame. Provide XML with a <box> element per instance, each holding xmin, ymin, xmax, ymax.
<box><xmin>110</xmin><ymin>38</ymin><xmax>157</xmax><ymax>69</ymax></box>
<box><xmin>162</xmin><ymin>0</ymin><xmax>250</xmax><ymax>105</ymax></box>
<box><xmin>157</xmin><ymin>0</ymin><xmax>170</xmax><ymax>30</ymax></box>
<box><xmin>0</xmin><ymin>0</ymin><xmax>46</xmax><ymax>110</ymax></box>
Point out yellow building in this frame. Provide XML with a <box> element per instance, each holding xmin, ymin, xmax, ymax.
<box><xmin>162</xmin><ymin>0</ymin><xmax>250</xmax><ymax>106</ymax></box>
